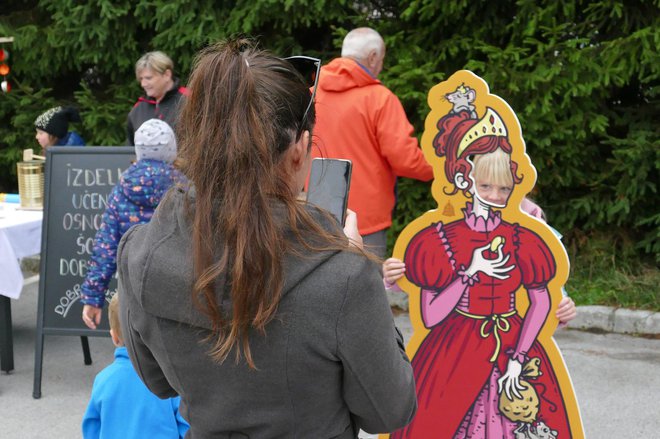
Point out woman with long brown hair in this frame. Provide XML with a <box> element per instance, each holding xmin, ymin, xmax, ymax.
<box><xmin>117</xmin><ymin>39</ymin><xmax>416</xmax><ymax>438</ymax></box>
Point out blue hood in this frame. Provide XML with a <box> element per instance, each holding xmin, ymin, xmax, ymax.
<box><xmin>56</xmin><ymin>131</ymin><xmax>86</xmax><ymax>146</ymax></box>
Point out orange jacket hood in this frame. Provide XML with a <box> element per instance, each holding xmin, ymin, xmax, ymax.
<box><xmin>318</xmin><ymin>58</ymin><xmax>380</xmax><ymax>93</ymax></box>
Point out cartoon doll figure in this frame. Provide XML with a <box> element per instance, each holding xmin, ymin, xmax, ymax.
<box><xmin>391</xmin><ymin>107</ymin><xmax>572</xmax><ymax>438</ymax></box>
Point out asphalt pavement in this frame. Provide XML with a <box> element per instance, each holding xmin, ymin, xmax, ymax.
<box><xmin>2</xmin><ymin>279</ymin><xmax>659</xmax><ymax>438</ymax></box>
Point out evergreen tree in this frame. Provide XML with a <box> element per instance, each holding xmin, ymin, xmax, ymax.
<box><xmin>0</xmin><ymin>0</ymin><xmax>658</xmax><ymax>260</ymax></box>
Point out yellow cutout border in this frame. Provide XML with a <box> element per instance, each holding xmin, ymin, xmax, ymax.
<box><xmin>381</xmin><ymin>71</ymin><xmax>584</xmax><ymax>439</ymax></box>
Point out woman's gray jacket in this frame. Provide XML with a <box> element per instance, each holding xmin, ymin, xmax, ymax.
<box><xmin>118</xmin><ymin>188</ymin><xmax>417</xmax><ymax>438</ymax></box>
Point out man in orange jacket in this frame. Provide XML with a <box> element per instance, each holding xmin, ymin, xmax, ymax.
<box><xmin>313</xmin><ymin>27</ymin><xmax>433</xmax><ymax>257</ymax></box>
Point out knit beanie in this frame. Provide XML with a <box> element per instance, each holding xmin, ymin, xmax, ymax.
<box><xmin>34</xmin><ymin>106</ymin><xmax>81</xmax><ymax>139</ymax></box>
<box><xmin>133</xmin><ymin>119</ymin><xmax>177</xmax><ymax>163</ymax></box>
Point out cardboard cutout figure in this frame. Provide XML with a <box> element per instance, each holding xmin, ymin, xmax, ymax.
<box><xmin>387</xmin><ymin>71</ymin><xmax>584</xmax><ymax>439</ymax></box>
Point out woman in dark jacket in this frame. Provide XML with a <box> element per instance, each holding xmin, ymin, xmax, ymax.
<box><xmin>126</xmin><ymin>51</ymin><xmax>187</xmax><ymax>146</ymax></box>
<box><xmin>117</xmin><ymin>39</ymin><xmax>417</xmax><ymax>438</ymax></box>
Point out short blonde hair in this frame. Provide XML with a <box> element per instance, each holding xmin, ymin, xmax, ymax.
<box><xmin>472</xmin><ymin>148</ymin><xmax>513</xmax><ymax>187</ymax></box>
<box><xmin>108</xmin><ymin>293</ymin><xmax>122</xmax><ymax>341</ymax></box>
<box><xmin>135</xmin><ymin>51</ymin><xmax>174</xmax><ymax>78</ymax></box>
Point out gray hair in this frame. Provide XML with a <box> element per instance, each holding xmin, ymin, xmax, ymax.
<box><xmin>341</xmin><ymin>28</ymin><xmax>384</xmax><ymax>61</ymax></box>
<box><xmin>135</xmin><ymin>51</ymin><xmax>174</xmax><ymax>78</ymax></box>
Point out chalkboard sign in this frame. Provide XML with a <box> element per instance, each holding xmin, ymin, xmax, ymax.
<box><xmin>34</xmin><ymin>146</ymin><xmax>135</xmax><ymax>398</ymax></box>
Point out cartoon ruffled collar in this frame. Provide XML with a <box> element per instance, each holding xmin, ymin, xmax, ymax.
<box><xmin>462</xmin><ymin>202</ymin><xmax>502</xmax><ymax>232</ymax></box>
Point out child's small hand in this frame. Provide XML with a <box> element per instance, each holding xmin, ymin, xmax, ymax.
<box><xmin>556</xmin><ymin>296</ymin><xmax>577</xmax><ymax>326</ymax></box>
<box><xmin>383</xmin><ymin>257</ymin><xmax>406</xmax><ymax>286</ymax></box>
<box><xmin>82</xmin><ymin>304</ymin><xmax>103</xmax><ymax>330</ymax></box>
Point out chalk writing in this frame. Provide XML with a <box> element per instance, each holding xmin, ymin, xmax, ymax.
<box><xmin>59</xmin><ymin>257</ymin><xmax>88</xmax><ymax>278</ymax></box>
<box><xmin>71</xmin><ymin>191</ymin><xmax>110</xmax><ymax>210</ymax></box>
<box><xmin>54</xmin><ymin>284</ymin><xmax>116</xmax><ymax>318</ymax></box>
<box><xmin>66</xmin><ymin>164</ymin><xmax>123</xmax><ymax>187</ymax></box>
<box><xmin>54</xmin><ymin>284</ymin><xmax>82</xmax><ymax>318</ymax></box>
<box><xmin>76</xmin><ymin>235</ymin><xmax>95</xmax><ymax>256</ymax></box>
<box><xmin>62</xmin><ymin>212</ymin><xmax>104</xmax><ymax>232</ymax></box>
<box><xmin>40</xmin><ymin>147</ymin><xmax>134</xmax><ymax>330</ymax></box>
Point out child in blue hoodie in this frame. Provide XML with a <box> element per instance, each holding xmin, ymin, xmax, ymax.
<box><xmin>34</xmin><ymin>106</ymin><xmax>86</xmax><ymax>150</ymax></box>
<box><xmin>82</xmin><ymin>293</ymin><xmax>189</xmax><ymax>438</ymax></box>
<box><xmin>81</xmin><ymin>119</ymin><xmax>184</xmax><ymax>329</ymax></box>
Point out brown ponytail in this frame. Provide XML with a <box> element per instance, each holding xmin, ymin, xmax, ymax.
<box><xmin>177</xmin><ymin>39</ymin><xmax>350</xmax><ymax>368</ymax></box>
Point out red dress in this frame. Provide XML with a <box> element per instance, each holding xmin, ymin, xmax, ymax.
<box><xmin>392</xmin><ymin>207</ymin><xmax>571</xmax><ymax>438</ymax></box>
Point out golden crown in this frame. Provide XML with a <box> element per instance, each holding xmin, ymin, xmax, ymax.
<box><xmin>456</xmin><ymin>107</ymin><xmax>508</xmax><ymax>158</ymax></box>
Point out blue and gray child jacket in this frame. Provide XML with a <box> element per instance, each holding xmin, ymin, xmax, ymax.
<box><xmin>80</xmin><ymin>159</ymin><xmax>184</xmax><ymax>308</ymax></box>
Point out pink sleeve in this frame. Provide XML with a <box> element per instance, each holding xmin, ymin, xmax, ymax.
<box><xmin>383</xmin><ymin>277</ymin><xmax>403</xmax><ymax>293</ymax></box>
<box><xmin>382</xmin><ymin>268</ymin><xmax>468</xmax><ymax>328</ymax></box>
<box><xmin>420</xmin><ymin>279</ymin><xmax>469</xmax><ymax>328</ymax></box>
<box><xmin>404</xmin><ymin>223</ymin><xmax>475</xmax><ymax>327</ymax></box>
<box><xmin>521</xmin><ymin>197</ymin><xmax>545</xmax><ymax>220</ymax></box>
<box><xmin>513</xmin><ymin>286</ymin><xmax>551</xmax><ymax>361</ymax></box>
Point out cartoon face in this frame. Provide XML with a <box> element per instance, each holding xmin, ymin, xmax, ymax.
<box><xmin>445</xmin><ymin>84</ymin><xmax>476</xmax><ymax>114</ymax></box>
<box><xmin>535</xmin><ymin>421</ymin><xmax>558</xmax><ymax>439</ymax></box>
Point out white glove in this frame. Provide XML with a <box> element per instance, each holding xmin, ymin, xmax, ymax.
<box><xmin>497</xmin><ymin>357</ymin><xmax>525</xmax><ymax>400</ymax></box>
<box><xmin>465</xmin><ymin>243</ymin><xmax>514</xmax><ymax>280</ymax></box>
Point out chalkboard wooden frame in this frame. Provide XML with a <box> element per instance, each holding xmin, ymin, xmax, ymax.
<box><xmin>33</xmin><ymin>146</ymin><xmax>136</xmax><ymax>399</ymax></box>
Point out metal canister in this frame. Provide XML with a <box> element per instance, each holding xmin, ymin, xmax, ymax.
<box><xmin>16</xmin><ymin>160</ymin><xmax>44</xmax><ymax>209</ymax></box>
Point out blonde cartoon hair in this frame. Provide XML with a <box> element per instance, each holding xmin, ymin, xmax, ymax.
<box><xmin>471</xmin><ymin>148</ymin><xmax>514</xmax><ymax>188</ymax></box>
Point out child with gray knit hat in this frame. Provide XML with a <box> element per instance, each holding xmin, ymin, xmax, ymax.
<box><xmin>81</xmin><ymin>119</ymin><xmax>185</xmax><ymax>329</ymax></box>
<box><xmin>34</xmin><ymin>106</ymin><xmax>85</xmax><ymax>150</ymax></box>
<box><xmin>134</xmin><ymin>118</ymin><xmax>178</xmax><ymax>163</ymax></box>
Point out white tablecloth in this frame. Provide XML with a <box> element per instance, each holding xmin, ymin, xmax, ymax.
<box><xmin>0</xmin><ymin>203</ymin><xmax>43</xmax><ymax>299</ymax></box>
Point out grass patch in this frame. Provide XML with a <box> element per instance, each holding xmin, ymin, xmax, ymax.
<box><xmin>565</xmin><ymin>230</ymin><xmax>660</xmax><ymax>311</ymax></box>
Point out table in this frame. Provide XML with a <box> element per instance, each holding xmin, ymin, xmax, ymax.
<box><xmin>0</xmin><ymin>202</ymin><xmax>43</xmax><ymax>373</ymax></box>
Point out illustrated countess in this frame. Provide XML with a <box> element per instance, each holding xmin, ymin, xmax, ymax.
<box><xmin>390</xmin><ymin>83</ymin><xmax>578</xmax><ymax>438</ymax></box>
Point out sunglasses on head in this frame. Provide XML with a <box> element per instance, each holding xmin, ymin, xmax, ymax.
<box><xmin>283</xmin><ymin>56</ymin><xmax>321</xmax><ymax>137</ymax></box>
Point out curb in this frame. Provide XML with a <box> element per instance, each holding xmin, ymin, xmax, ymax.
<box><xmin>566</xmin><ymin>305</ymin><xmax>660</xmax><ymax>336</ymax></box>
<box><xmin>386</xmin><ymin>291</ymin><xmax>660</xmax><ymax>336</ymax></box>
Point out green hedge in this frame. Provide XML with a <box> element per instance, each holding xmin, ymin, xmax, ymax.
<box><xmin>1</xmin><ymin>0</ymin><xmax>658</xmax><ymax>262</ymax></box>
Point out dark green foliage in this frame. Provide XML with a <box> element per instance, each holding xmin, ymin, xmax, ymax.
<box><xmin>380</xmin><ymin>0</ymin><xmax>660</xmax><ymax>264</ymax></box>
<box><xmin>1</xmin><ymin>0</ymin><xmax>658</xmax><ymax>264</ymax></box>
